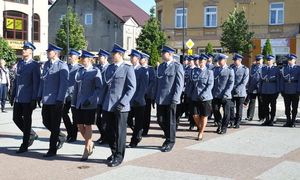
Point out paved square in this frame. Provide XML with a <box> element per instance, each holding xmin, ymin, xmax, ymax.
<box><xmin>86</xmin><ymin>165</ymin><xmax>232</xmax><ymax>180</ymax></box>
<box><xmin>256</xmin><ymin>161</ymin><xmax>300</xmax><ymax>180</ymax></box>
<box><xmin>187</xmin><ymin>127</ymin><xmax>300</xmax><ymax>158</ymax></box>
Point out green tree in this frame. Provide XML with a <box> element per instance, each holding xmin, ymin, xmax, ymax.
<box><xmin>136</xmin><ymin>7</ymin><xmax>166</xmax><ymax>67</ymax></box>
<box><xmin>262</xmin><ymin>39</ymin><xmax>273</xmax><ymax>61</ymax></box>
<box><xmin>220</xmin><ymin>8</ymin><xmax>254</xmax><ymax>55</ymax></box>
<box><xmin>205</xmin><ymin>42</ymin><xmax>213</xmax><ymax>54</ymax></box>
<box><xmin>0</xmin><ymin>37</ymin><xmax>17</xmax><ymax>65</ymax></box>
<box><xmin>56</xmin><ymin>7</ymin><xmax>87</xmax><ymax>56</ymax></box>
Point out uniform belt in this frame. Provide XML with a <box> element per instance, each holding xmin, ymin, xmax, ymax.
<box><xmin>284</xmin><ymin>80</ymin><xmax>298</xmax><ymax>83</ymax></box>
<box><xmin>263</xmin><ymin>80</ymin><xmax>276</xmax><ymax>83</ymax></box>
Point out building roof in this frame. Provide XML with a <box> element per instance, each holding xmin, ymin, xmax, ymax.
<box><xmin>99</xmin><ymin>0</ymin><xmax>150</xmax><ymax>26</ymax></box>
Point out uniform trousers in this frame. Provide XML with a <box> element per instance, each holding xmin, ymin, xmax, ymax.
<box><xmin>212</xmin><ymin>98</ymin><xmax>231</xmax><ymax>132</ymax></box>
<box><xmin>96</xmin><ymin>105</ymin><xmax>107</xmax><ymax>140</ymax></box>
<box><xmin>128</xmin><ymin>106</ymin><xmax>145</xmax><ymax>144</ymax></box>
<box><xmin>157</xmin><ymin>104</ymin><xmax>177</xmax><ymax>144</ymax></box>
<box><xmin>247</xmin><ymin>93</ymin><xmax>263</xmax><ymax>120</ymax></box>
<box><xmin>261</xmin><ymin>94</ymin><xmax>278</xmax><ymax>122</ymax></box>
<box><xmin>103</xmin><ymin>111</ymin><xmax>128</xmax><ymax>162</ymax></box>
<box><xmin>230</xmin><ymin>97</ymin><xmax>245</xmax><ymax>125</ymax></box>
<box><xmin>142</xmin><ymin>98</ymin><xmax>152</xmax><ymax>136</ymax></box>
<box><xmin>42</xmin><ymin>104</ymin><xmax>64</xmax><ymax>152</ymax></box>
<box><xmin>62</xmin><ymin>100</ymin><xmax>77</xmax><ymax>139</ymax></box>
<box><xmin>283</xmin><ymin>93</ymin><xmax>299</xmax><ymax>121</ymax></box>
<box><xmin>0</xmin><ymin>84</ymin><xmax>8</xmax><ymax>110</ymax></box>
<box><xmin>13</xmin><ymin>102</ymin><xmax>33</xmax><ymax>147</ymax></box>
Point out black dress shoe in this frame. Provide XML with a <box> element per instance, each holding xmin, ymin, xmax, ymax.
<box><xmin>107</xmin><ymin>155</ymin><xmax>114</xmax><ymax>163</ymax></box>
<box><xmin>107</xmin><ymin>159</ymin><xmax>122</xmax><ymax>167</ymax></box>
<box><xmin>97</xmin><ymin>138</ymin><xmax>107</xmax><ymax>145</ymax></box>
<box><xmin>161</xmin><ymin>144</ymin><xmax>174</xmax><ymax>152</ymax></box>
<box><xmin>217</xmin><ymin>130</ymin><xmax>227</xmax><ymax>135</ymax></box>
<box><xmin>43</xmin><ymin>151</ymin><xmax>56</xmax><ymax>157</ymax></box>
<box><xmin>67</xmin><ymin>137</ymin><xmax>76</xmax><ymax>143</ymax></box>
<box><xmin>234</xmin><ymin>124</ymin><xmax>240</xmax><ymax>129</ymax></box>
<box><xmin>1</xmin><ymin>109</ymin><xmax>7</xmax><ymax>113</ymax></box>
<box><xmin>127</xmin><ymin>142</ymin><xmax>137</xmax><ymax>148</ymax></box>
<box><xmin>16</xmin><ymin>146</ymin><xmax>28</xmax><ymax>154</ymax></box>
<box><xmin>28</xmin><ymin>134</ymin><xmax>38</xmax><ymax>147</ymax></box>
<box><xmin>57</xmin><ymin>136</ymin><xmax>67</xmax><ymax>149</ymax></box>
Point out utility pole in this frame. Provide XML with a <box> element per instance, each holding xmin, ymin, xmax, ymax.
<box><xmin>182</xmin><ymin>0</ymin><xmax>185</xmax><ymax>57</ymax></box>
<box><xmin>31</xmin><ymin>0</ymin><xmax>34</xmax><ymax>43</ymax></box>
<box><xmin>66</xmin><ymin>0</ymin><xmax>70</xmax><ymax>57</ymax></box>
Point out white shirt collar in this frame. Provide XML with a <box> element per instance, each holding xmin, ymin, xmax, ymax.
<box><xmin>114</xmin><ymin>60</ymin><xmax>123</xmax><ymax>67</ymax></box>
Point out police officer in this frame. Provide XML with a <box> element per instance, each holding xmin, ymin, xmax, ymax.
<box><xmin>259</xmin><ymin>55</ymin><xmax>280</xmax><ymax>126</ymax></box>
<box><xmin>11</xmin><ymin>42</ymin><xmax>40</xmax><ymax>153</ymax></box>
<box><xmin>156</xmin><ymin>46</ymin><xmax>184</xmax><ymax>152</ymax></box>
<box><xmin>127</xmin><ymin>49</ymin><xmax>149</xmax><ymax>148</ymax></box>
<box><xmin>184</xmin><ymin>55</ymin><xmax>197</xmax><ymax>130</ymax></box>
<box><xmin>102</xmin><ymin>44</ymin><xmax>136</xmax><ymax>167</ymax></box>
<box><xmin>141</xmin><ymin>52</ymin><xmax>156</xmax><ymax>136</ymax></box>
<box><xmin>229</xmin><ymin>54</ymin><xmax>249</xmax><ymax>128</ymax></box>
<box><xmin>38</xmin><ymin>43</ymin><xmax>69</xmax><ymax>157</ymax></box>
<box><xmin>212</xmin><ymin>54</ymin><xmax>234</xmax><ymax>134</ymax></box>
<box><xmin>191</xmin><ymin>54</ymin><xmax>214</xmax><ymax>140</ymax></box>
<box><xmin>95</xmin><ymin>49</ymin><xmax>110</xmax><ymax>145</ymax></box>
<box><xmin>175</xmin><ymin>55</ymin><xmax>190</xmax><ymax>127</ymax></box>
<box><xmin>62</xmin><ymin>49</ymin><xmax>82</xmax><ymax>143</ymax></box>
<box><xmin>246</xmin><ymin>55</ymin><xmax>264</xmax><ymax>121</ymax></box>
<box><xmin>72</xmin><ymin>50</ymin><xmax>102</xmax><ymax>161</ymax></box>
<box><xmin>206</xmin><ymin>53</ymin><xmax>215</xmax><ymax>70</ymax></box>
<box><xmin>280</xmin><ymin>54</ymin><xmax>300</xmax><ymax>127</ymax></box>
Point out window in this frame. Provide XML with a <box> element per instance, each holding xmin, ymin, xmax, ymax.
<box><xmin>85</xmin><ymin>14</ymin><xmax>93</xmax><ymax>25</ymax></box>
<box><xmin>33</xmin><ymin>14</ymin><xmax>40</xmax><ymax>42</ymax></box>
<box><xmin>204</xmin><ymin>6</ymin><xmax>217</xmax><ymax>27</ymax></box>
<box><xmin>4</xmin><ymin>0</ymin><xmax>28</xmax><ymax>4</ymax></box>
<box><xmin>175</xmin><ymin>8</ymin><xmax>187</xmax><ymax>28</ymax></box>
<box><xmin>3</xmin><ymin>11</ymin><xmax>28</xmax><ymax>40</ymax></box>
<box><xmin>269</xmin><ymin>2</ymin><xmax>284</xmax><ymax>25</ymax></box>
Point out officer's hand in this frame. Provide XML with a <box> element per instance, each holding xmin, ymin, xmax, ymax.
<box><xmin>115</xmin><ymin>103</ymin><xmax>124</xmax><ymax>112</ymax></box>
<box><xmin>66</xmin><ymin>95</ymin><xmax>72</xmax><ymax>102</ymax></box>
<box><xmin>30</xmin><ymin>100</ymin><xmax>37</xmax><ymax>110</ymax></box>
<box><xmin>55</xmin><ymin>100</ymin><xmax>63</xmax><ymax>110</ymax></box>
<box><xmin>151</xmin><ymin>100</ymin><xmax>155</xmax><ymax>109</ymax></box>
<box><xmin>133</xmin><ymin>100</ymin><xmax>140</xmax><ymax>107</ymax></box>
<box><xmin>9</xmin><ymin>99</ymin><xmax>14</xmax><ymax>107</ymax></box>
<box><xmin>82</xmin><ymin>99</ymin><xmax>91</xmax><ymax>107</ymax></box>
<box><xmin>37</xmin><ymin>100</ymin><xmax>41</xmax><ymax>108</ymax></box>
<box><xmin>199</xmin><ymin>96</ymin><xmax>204</xmax><ymax>101</ymax></box>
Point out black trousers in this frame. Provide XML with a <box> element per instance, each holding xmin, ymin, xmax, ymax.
<box><xmin>62</xmin><ymin>101</ymin><xmax>77</xmax><ymax>139</ymax></box>
<box><xmin>247</xmin><ymin>93</ymin><xmax>263</xmax><ymax>120</ymax></box>
<box><xmin>212</xmin><ymin>98</ymin><xmax>231</xmax><ymax>131</ymax></box>
<box><xmin>187</xmin><ymin>97</ymin><xmax>195</xmax><ymax>127</ymax></box>
<box><xmin>261</xmin><ymin>94</ymin><xmax>278</xmax><ymax>122</ymax></box>
<box><xmin>175</xmin><ymin>93</ymin><xmax>185</xmax><ymax>125</ymax></box>
<box><xmin>13</xmin><ymin>102</ymin><xmax>33</xmax><ymax>147</ymax></box>
<box><xmin>143</xmin><ymin>98</ymin><xmax>152</xmax><ymax>136</ymax></box>
<box><xmin>128</xmin><ymin>106</ymin><xmax>145</xmax><ymax>144</ymax></box>
<box><xmin>230</xmin><ymin>97</ymin><xmax>245</xmax><ymax>125</ymax></box>
<box><xmin>103</xmin><ymin>111</ymin><xmax>128</xmax><ymax>161</ymax></box>
<box><xmin>157</xmin><ymin>104</ymin><xmax>177</xmax><ymax>144</ymax></box>
<box><xmin>283</xmin><ymin>94</ymin><xmax>299</xmax><ymax>121</ymax></box>
<box><xmin>96</xmin><ymin>105</ymin><xmax>107</xmax><ymax>141</ymax></box>
<box><xmin>42</xmin><ymin>104</ymin><xmax>64</xmax><ymax>152</ymax></box>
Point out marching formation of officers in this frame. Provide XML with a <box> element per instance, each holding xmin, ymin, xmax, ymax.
<box><xmin>10</xmin><ymin>41</ymin><xmax>299</xmax><ymax>167</ymax></box>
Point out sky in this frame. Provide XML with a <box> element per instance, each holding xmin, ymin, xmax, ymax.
<box><xmin>131</xmin><ymin>0</ymin><xmax>156</xmax><ymax>14</ymax></box>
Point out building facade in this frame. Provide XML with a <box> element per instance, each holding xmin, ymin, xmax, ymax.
<box><xmin>48</xmin><ymin>0</ymin><xmax>149</xmax><ymax>56</ymax></box>
<box><xmin>156</xmin><ymin>0</ymin><xmax>300</xmax><ymax>64</ymax></box>
<box><xmin>0</xmin><ymin>0</ymin><xmax>49</xmax><ymax>60</ymax></box>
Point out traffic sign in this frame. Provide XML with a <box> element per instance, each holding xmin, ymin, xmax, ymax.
<box><xmin>188</xmin><ymin>49</ymin><xmax>193</xmax><ymax>55</ymax></box>
<box><xmin>186</xmin><ymin>39</ymin><xmax>194</xmax><ymax>49</ymax></box>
